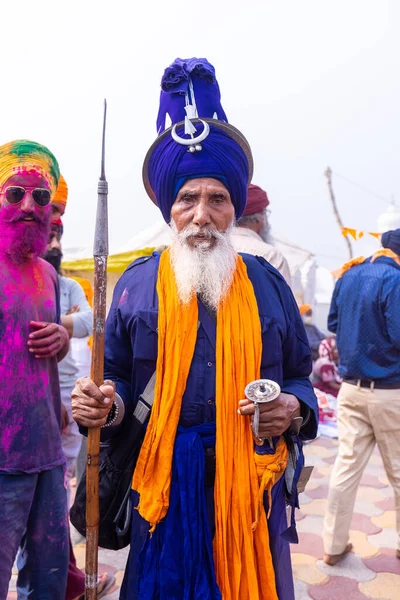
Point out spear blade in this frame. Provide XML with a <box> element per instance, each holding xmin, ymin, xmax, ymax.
<box><xmin>94</xmin><ymin>100</ymin><xmax>109</xmax><ymax>258</ymax></box>
<box><xmin>100</xmin><ymin>99</ymin><xmax>107</xmax><ymax>182</ymax></box>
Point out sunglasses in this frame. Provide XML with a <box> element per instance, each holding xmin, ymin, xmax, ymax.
<box><xmin>3</xmin><ymin>186</ymin><xmax>51</xmax><ymax>207</ymax></box>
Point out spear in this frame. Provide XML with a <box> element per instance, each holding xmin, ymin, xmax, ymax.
<box><xmin>85</xmin><ymin>100</ymin><xmax>109</xmax><ymax>600</ymax></box>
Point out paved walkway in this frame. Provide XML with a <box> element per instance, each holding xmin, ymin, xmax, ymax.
<box><xmin>293</xmin><ymin>436</ymin><xmax>399</xmax><ymax>600</ymax></box>
<box><xmin>7</xmin><ymin>436</ymin><xmax>400</xmax><ymax>599</ymax></box>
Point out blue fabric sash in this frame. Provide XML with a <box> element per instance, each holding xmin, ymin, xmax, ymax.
<box><xmin>136</xmin><ymin>421</ymin><xmax>222</xmax><ymax>600</ymax></box>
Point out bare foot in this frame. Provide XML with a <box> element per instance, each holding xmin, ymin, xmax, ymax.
<box><xmin>323</xmin><ymin>543</ymin><xmax>353</xmax><ymax>566</ymax></box>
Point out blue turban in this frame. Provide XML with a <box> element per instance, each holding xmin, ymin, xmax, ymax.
<box><xmin>382</xmin><ymin>228</ymin><xmax>400</xmax><ymax>256</ymax></box>
<box><xmin>147</xmin><ymin>122</ymin><xmax>250</xmax><ymax>222</ymax></box>
<box><xmin>143</xmin><ymin>58</ymin><xmax>253</xmax><ymax>222</ymax></box>
<box><xmin>156</xmin><ymin>58</ymin><xmax>228</xmax><ymax>134</ymax></box>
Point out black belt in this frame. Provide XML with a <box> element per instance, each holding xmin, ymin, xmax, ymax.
<box><xmin>343</xmin><ymin>378</ymin><xmax>400</xmax><ymax>390</ymax></box>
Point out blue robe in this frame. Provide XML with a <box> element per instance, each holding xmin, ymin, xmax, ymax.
<box><xmin>103</xmin><ymin>252</ymin><xmax>318</xmax><ymax>599</ymax></box>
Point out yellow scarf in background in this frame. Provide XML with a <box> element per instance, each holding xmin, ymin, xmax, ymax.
<box><xmin>332</xmin><ymin>256</ymin><xmax>366</xmax><ymax>279</ymax></box>
<box><xmin>333</xmin><ymin>248</ymin><xmax>400</xmax><ymax>279</ymax></box>
<box><xmin>133</xmin><ymin>248</ymin><xmax>288</xmax><ymax>600</ymax></box>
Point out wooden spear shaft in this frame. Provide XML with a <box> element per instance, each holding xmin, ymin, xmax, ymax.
<box><xmin>85</xmin><ymin>100</ymin><xmax>109</xmax><ymax>600</ymax></box>
<box><xmin>325</xmin><ymin>166</ymin><xmax>353</xmax><ymax>260</ymax></box>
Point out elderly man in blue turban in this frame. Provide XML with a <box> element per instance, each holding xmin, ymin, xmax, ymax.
<box><xmin>72</xmin><ymin>58</ymin><xmax>318</xmax><ymax>600</ymax></box>
<box><xmin>323</xmin><ymin>229</ymin><xmax>400</xmax><ymax>566</ymax></box>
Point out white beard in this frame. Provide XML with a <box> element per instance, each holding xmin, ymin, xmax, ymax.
<box><xmin>169</xmin><ymin>222</ymin><xmax>237</xmax><ymax>311</ymax></box>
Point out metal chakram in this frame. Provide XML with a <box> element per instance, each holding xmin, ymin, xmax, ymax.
<box><xmin>244</xmin><ymin>379</ymin><xmax>281</xmax><ymax>445</ymax></box>
<box><xmin>171</xmin><ymin>119</ymin><xmax>210</xmax><ymax>152</ymax></box>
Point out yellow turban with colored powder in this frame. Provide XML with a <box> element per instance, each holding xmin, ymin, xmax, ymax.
<box><xmin>52</xmin><ymin>174</ymin><xmax>68</xmax><ymax>214</ymax></box>
<box><xmin>0</xmin><ymin>140</ymin><xmax>60</xmax><ymax>198</ymax></box>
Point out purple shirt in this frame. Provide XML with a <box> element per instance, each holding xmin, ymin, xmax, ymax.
<box><xmin>0</xmin><ymin>256</ymin><xmax>65</xmax><ymax>473</ymax></box>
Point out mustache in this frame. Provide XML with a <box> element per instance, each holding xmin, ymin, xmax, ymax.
<box><xmin>177</xmin><ymin>225</ymin><xmax>226</xmax><ymax>241</ymax></box>
<box><xmin>45</xmin><ymin>248</ymin><xmax>63</xmax><ymax>258</ymax></box>
<box><xmin>10</xmin><ymin>213</ymin><xmax>43</xmax><ymax>223</ymax></box>
<box><xmin>1</xmin><ymin>204</ymin><xmax>48</xmax><ymax>226</ymax></box>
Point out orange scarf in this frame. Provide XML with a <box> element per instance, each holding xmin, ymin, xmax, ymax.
<box><xmin>371</xmin><ymin>247</ymin><xmax>400</xmax><ymax>266</ymax></box>
<box><xmin>133</xmin><ymin>249</ymin><xmax>288</xmax><ymax>599</ymax></box>
<box><xmin>333</xmin><ymin>248</ymin><xmax>400</xmax><ymax>279</ymax></box>
<box><xmin>332</xmin><ymin>256</ymin><xmax>366</xmax><ymax>279</ymax></box>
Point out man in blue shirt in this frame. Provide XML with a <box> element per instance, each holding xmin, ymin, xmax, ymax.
<box><xmin>72</xmin><ymin>58</ymin><xmax>318</xmax><ymax>600</ymax></box>
<box><xmin>323</xmin><ymin>229</ymin><xmax>400</xmax><ymax>565</ymax></box>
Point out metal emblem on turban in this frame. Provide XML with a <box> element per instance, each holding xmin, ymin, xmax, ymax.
<box><xmin>170</xmin><ymin>79</ymin><xmax>210</xmax><ymax>152</ymax></box>
<box><xmin>171</xmin><ymin>119</ymin><xmax>210</xmax><ymax>152</ymax></box>
<box><xmin>244</xmin><ymin>379</ymin><xmax>281</xmax><ymax>445</ymax></box>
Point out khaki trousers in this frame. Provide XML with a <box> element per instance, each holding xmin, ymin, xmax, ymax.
<box><xmin>323</xmin><ymin>381</ymin><xmax>400</xmax><ymax>554</ymax></box>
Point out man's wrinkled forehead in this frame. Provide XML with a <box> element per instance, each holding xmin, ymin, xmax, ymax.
<box><xmin>177</xmin><ymin>177</ymin><xmax>230</xmax><ymax>196</ymax></box>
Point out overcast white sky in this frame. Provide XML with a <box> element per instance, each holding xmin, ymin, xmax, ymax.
<box><xmin>2</xmin><ymin>0</ymin><xmax>399</xmax><ymax>269</ymax></box>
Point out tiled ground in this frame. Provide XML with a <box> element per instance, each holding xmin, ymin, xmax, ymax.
<box><xmin>7</xmin><ymin>436</ymin><xmax>399</xmax><ymax>599</ymax></box>
<box><xmin>292</xmin><ymin>436</ymin><xmax>400</xmax><ymax>600</ymax></box>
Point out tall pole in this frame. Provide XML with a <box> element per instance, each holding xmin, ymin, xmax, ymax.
<box><xmin>325</xmin><ymin>167</ymin><xmax>353</xmax><ymax>260</ymax></box>
<box><xmin>85</xmin><ymin>100</ymin><xmax>109</xmax><ymax>599</ymax></box>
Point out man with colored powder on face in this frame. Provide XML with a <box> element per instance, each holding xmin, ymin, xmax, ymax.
<box><xmin>72</xmin><ymin>58</ymin><xmax>318</xmax><ymax>600</ymax></box>
<box><xmin>0</xmin><ymin>140</ymin><xmax>70</xmax><ymax>599</ymax></box>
